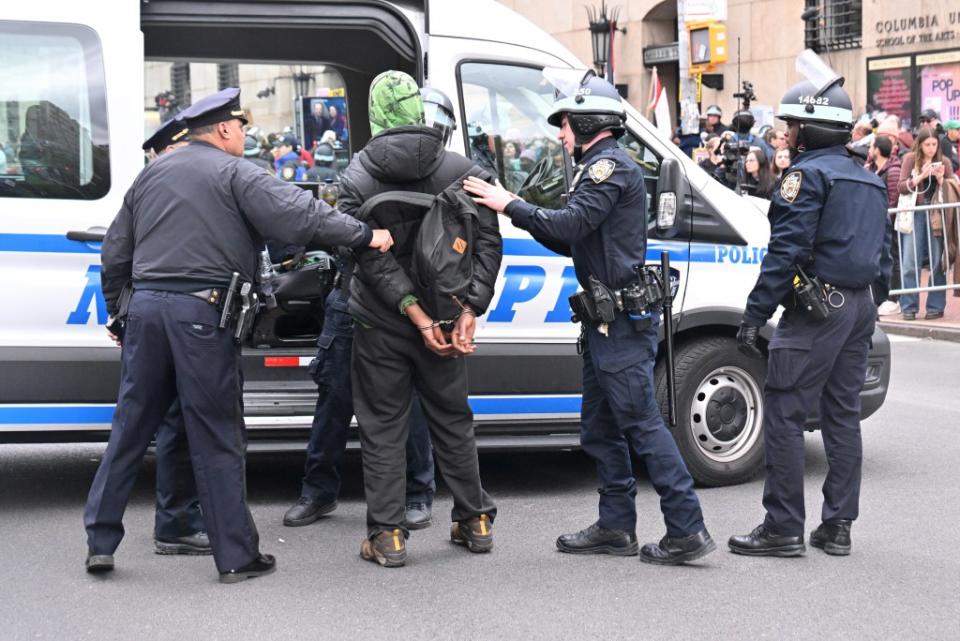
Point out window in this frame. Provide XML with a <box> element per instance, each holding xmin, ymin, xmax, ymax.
<box><xmin>145</xmin><ymin>61</ymin><xmax>348</xmax><ymax>182</ymax></box>
<box><xmin>617</xmin><ymin>131</ymin><xmax>662</xmax><ymax>227</ymax></box>
<box><xmin>0</xmin><ymin>21</ymin><xmax>110</xmax><ymax>199</ymax></box>
<box><xmin>804</xmin><ymin>0</ymin><xmax>862</xmax><ymax>53</ymax></box>
<box><xmin>458</xmin><ymin>62</ymin><xmax>568</xmax><ymax>209</ymax></box>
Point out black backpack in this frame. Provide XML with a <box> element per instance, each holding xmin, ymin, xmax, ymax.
<box><xmin>355</xmin><ymin>167</ymin><xmax>487</xmax><ymax>322</ymax></box>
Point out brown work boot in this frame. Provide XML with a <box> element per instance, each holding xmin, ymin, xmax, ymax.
<box><xmin>360</xmin><ymin>529</ymin><xmax>407</xmax><ymax>567</ymax></box>
<box><xmin>450</xmin><ymin>514</ymin><xmax>494</xmax><ymax>553</ymax></box>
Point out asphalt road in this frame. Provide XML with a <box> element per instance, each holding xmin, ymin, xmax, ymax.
<box><xmin>1</xmin><ymin>336</ymin><xmax>957</xmax><ymax>641</ymax></box>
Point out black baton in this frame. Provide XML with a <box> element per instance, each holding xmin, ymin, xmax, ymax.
<box><xmin>219</xmin><ymin>272</ymin><xmax>240</xmax><ymax>329</ymax></box>
<box><xmin>661</xmin><ymin>251</ymin><xmax>677</xmax><ymax>427</ymax></box>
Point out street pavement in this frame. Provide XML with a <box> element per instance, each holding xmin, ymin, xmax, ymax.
<box><xmin>0</xmin><ymin>336</ymin><xmax>957</xmax><ymax>641</ymax></box>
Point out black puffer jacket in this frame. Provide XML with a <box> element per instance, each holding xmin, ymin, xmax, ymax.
<box><xmin>339</xmin><ymin>125</ymin><xmax>502</xmax><ymax>332</ymax></box>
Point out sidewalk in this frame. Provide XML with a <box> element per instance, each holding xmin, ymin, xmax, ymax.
<box><xmin>878</xmin><ymin>286</ymin><xmax>960</xmax><ymax>342</ymax></box>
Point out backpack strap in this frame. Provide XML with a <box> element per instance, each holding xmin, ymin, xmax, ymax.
<box><xmin>354</xmin><ymin>190</ymin><xmax>436</xmax><ymax>223</ymax></box>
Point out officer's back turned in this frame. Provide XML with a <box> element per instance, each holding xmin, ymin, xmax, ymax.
<box><xmin>83</xmin><ymin>87</ymin><xmax>393</xmax><ymax>584</ymax></box>
<box><xmin>730</xmin><ymin>56</ymin><xmax>890</xmax><ymax>558</ymax></box>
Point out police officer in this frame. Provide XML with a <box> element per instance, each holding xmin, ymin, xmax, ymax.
<box><xmin>84</xmin><ymin>88</ymin><xmax>393</xmax><ymax>583</ymax></box>
<box><xmin>465</xmin><ymin>72</ymin><xmax>714</xmax><ymax>565</ymax></box>
<box><xmin>729</xmin><ymin>69</ymin><xmax>891</xmax><ymax>557</ymax></box>
<box><xmin>136</xmin><ymin>119</ymin><xmax>212</xmax><ymax>557</ymax></box>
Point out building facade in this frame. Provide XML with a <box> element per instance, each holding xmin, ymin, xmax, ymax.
<box><xmin>497</xmin><ymin>0</ymin><xmax>960</xmax><ymax>131</ymax></box>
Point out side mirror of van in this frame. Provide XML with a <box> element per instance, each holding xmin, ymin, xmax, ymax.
<box><xmin>656</xmin><ymin>158</ymin><xmax>683</xmax><ymax>237</ymax></box>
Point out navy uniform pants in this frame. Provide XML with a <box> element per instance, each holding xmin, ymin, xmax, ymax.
<box><xmin>301</xmin><ymin>288</ymin><xmax>436</xmax><ymax>504</ymax></box>
<box><xmin>84</xmin><ymin>290</ymin><xmax>259</xmax><ymax>573</ymax></box>
<box><xmin>762</xmin><ymin>287</ymin><xmax>875</xmax><ymax>536</ymax></box>
<box><xmin>153</xmin><ymin>400</ymin><xmax>204</xmax><ymax>541</ymax></box>
<box><xmin>581</xmin><ymin>315</ymin><xmax>704</xmax><ymax>537</ymax></box>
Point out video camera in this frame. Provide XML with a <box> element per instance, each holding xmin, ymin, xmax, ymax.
<box><xmin>719</xmin><ymin>80</ymin><xmax>758</xmax><ymax>195</ymax></box>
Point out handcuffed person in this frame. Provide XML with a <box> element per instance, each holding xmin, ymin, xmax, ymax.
<box><xmin>343</xmin><ymin>72</ymin><xmax>501</xmax><ymax>567</ymax></box>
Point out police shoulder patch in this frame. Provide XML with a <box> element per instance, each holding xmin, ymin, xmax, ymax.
<box><xmin>780</xmin><ymin>171</ymin><xmax>803</xmax><ymax>202</ymax></box>
<box><xmin>588</xmin><ymin>158</ymin><xmax>616</xmax><ymax>184</ymax></box>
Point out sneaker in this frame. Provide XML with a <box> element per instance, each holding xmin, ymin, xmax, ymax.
<box><xmin>450</xmin><ymin>514</ymin><xmax>494</xmax><ymax>553</ymax></box>
<box><xmin>360</xmin><ymin>529</ymin><xmax>407</xmax><ymax>568</ymax></box>
<box><xmin>404</xmin><ymin>502</ymin><xmax>433</xmax><ymax>530</ymax></box>
<box><xmin>877</xmin><ymin>301</ymin><xmax>900</xmax><ymax>316</ymax></box>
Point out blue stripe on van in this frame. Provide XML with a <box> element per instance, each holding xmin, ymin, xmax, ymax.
<box><xmin>0</xmin><ymin>233</ymin><xmax>101</xmax><ymax>254</ymax></box>
<box><xmin>0</xmin><ymin>396</ymin><xmax>583</xmax><ymax>425</ymax></box>
<box><xmin>0</xmin><ymin>406</ymin><xmax>115</xmax><ymax>424</ymax></box>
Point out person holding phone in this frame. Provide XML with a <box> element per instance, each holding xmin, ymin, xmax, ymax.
<box><xmin>897</xmin><ymin>127</ymin><xmax>953</xmax><ymax>320</ymax></box>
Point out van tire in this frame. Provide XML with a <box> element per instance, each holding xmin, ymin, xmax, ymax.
<box><xmin>655</xmin><ymin>336</ymin><xmax>766</xmax><ymax>487</ymax></box>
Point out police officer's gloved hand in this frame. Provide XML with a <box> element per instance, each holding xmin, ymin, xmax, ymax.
<box><xmin>736</xmin><ymin>322</ymin><xmax>763</xmax><ymax>359</ymax></box>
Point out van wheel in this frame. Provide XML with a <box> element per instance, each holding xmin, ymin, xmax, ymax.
<box><xmin>655</xmin><ymin>336</ymin><xmax>766</xmax><ymax>487</ymax></box>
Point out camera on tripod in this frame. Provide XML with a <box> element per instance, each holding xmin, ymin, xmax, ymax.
<box><xmin>719</xmin><ymin>80</ymin><xmax>758</xmax><ymax>195</ymax></box>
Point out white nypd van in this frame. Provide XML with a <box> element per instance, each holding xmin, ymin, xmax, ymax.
<box><xmin>0</xmin><ymin>0</ymin><xmax>890</xmax><ymax>486</ymax></box>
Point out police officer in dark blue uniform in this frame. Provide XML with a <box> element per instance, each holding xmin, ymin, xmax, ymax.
<box><xmin>465</xmin><ymin>71</ymin><xmax>714</xmax><ymax>565</ymax></box>
<box><xmin>84</xmin><ymin>88</ymin><xmax>393</xmax><ymax>583</ymax></box>
<box><xmin>137</xmin><ymin>118</ymin><xmax>211</xmax><ymax>556</ymax></box>
<box><xmin>729</xmin><ymin>66</ymin><xmax>891</xmax><ymax>557</ymax></box>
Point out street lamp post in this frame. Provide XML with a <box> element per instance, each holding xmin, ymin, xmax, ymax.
<box><xmin>586</xmin><ymin>2</ymin><xmax>625</xmax><ymax>82</ymax></box>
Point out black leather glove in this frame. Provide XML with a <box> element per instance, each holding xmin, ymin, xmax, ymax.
<box><xmin>736</xmin><ymin>322</ymin><xmax>763</xmax><ymax>359</ymax></box>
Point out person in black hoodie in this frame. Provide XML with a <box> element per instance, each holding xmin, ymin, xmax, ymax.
<box><xmin>342</xmin><ymin>72</ymin><xmax>502</xmax><ymax>567</ymax></box>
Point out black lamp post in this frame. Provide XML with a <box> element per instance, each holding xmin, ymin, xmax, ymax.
<box><xmin>586</xmin><ymin>2</ymin><xmax>624</xmax><ymax>80</ymax></box>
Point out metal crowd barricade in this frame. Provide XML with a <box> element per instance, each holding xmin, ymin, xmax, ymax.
<box><xmin>887</xmin><ymin>201</ymin><xmax>960</xmax><ymax>298</ymax></box>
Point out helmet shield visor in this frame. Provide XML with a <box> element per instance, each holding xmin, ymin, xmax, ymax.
<box><xmin>423</xmin><ymin>102</ymin><xmax>457</xmax><ymax>131</ymax></box>
<box><xmin>795</xmin><ymin>49</ymin><xmax>843</xmax><ymax>94</ymax></box>
<box><xmin>541</xmin><ymin>67</ymin><xmax>594</xmax><ymax>101</ymax></box>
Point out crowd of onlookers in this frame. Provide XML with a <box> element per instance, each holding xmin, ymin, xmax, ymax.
<box><xmin>240</xmin><ymin>124</ymin><xmax>343</xmax><ymax>184</ymax></box>
<box><xmin>682</xmin><ymin>103</ymin><xmax>960</xmax><ymax>322</ymax></box>
<box><xmin>857</xmin><ymin>108</ymin><xmax>960</xmax><ymax>321</ymax></box>
<box><xmin>676</xmin><ymin>105</ymin><xmax>793</xmax><ymax>199</ymax></box>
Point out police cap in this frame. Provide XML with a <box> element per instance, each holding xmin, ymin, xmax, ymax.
<box><xmin>178</xmin><ymin>87</ymin><xmax>248</xmax><ymax>129</ymax></box>
<box><xmin>142</xmin><ymin>117</ymin><xmax>189</xmax><ymax>153</ymax></box>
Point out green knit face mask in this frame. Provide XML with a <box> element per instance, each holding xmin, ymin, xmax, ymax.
<box><xmin>368</xmin><ymin>70</ymin><xmax>424</xmax><ymax>135</ymax></box>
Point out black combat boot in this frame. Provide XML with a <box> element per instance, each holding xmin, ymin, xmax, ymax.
<box><xmin>556</xmin><ymin>522</ymin><xmax>638</xmax><ymax>556</ymax></box>
<box><xmin>810</xmin><ymin>520</ymin><xmax>852</xmax><ymax>556</ymax></box>
<box><xmin>728</xmin><ymin>524</ymin><xmax>805</xmax><ymax>557</ymax></box>
<box><xmin>640</xmin><ymin>529</ymin><xmax>716</xmax><ymax>565</ymax></box>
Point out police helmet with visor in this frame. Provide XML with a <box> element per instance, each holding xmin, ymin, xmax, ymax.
<box><xmin>545</xmin><ymin>69</ymin><xmax>625</xmax><ymax>145</ymax></box>
<box><xmin>420</xmin><ymin>86</ymin><xmax>457</xmax><ymax>147</ymax></box>
<box><xmin>777</xmin><ymin>51</ymin><xmax>854</xmax><ymax>152</ymax></box>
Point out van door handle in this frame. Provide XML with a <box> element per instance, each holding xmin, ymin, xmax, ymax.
<box><xmin>66</xmin><ymin>227</ymin><xmax>107</xmax><ymax>242</ymax></box>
